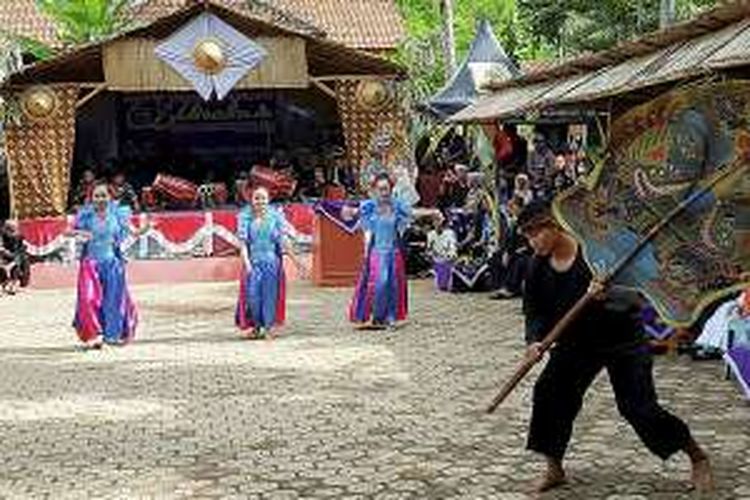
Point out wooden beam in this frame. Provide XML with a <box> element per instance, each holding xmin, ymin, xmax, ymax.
<box><xmin>313</xmin><ymin>74</ymin><xmax>399</xmax><ymax>82</ymax></box>
<box><xmin>76</xmin><ymin>83</ymin><xmax>107</xmax><ymax>109</ymax></box>
<box><xmin>310</xmin><ymin>78</ymin><xmax>336</xmax><ymax>99</ymax></box>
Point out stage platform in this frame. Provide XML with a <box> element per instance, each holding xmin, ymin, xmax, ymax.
<box><xmin>27</xmin><ymin>255</ymin><xmax>310</xmax><ymax>290</ymax></box>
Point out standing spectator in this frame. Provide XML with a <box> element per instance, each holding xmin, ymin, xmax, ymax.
<box><xmin>360</xmin><ymin>154</ymin><xmax>388</xmax><ymax>196</ymax></box>
<box><xmin>496</xmin><ymin>124</ymin><xmax>528</xmax><ymax>202</ymax></box>
<box><xmin>528</xmin><ymin>133</ymin><xmax>555</xmax><ymax>200</ymax></box>
<box><xmin>416</xmin><ymin>163</ymin><xmax>443</xmax><ymax>208</ymax></box>
<box><xmin>110</xmin><ymin>170</ymin><xmax>140</xmax><ymax>211</ymax></box>
<box><xmin>490</xmin><ymin>197</ymin><xmax>530</xmax><ymax>300</ymax></box>
<box><xmin>426</xmin><ymin>212</ymin><xmax>457</xmax><ymax>292</ymax></box>
<box><xmin>552</xmin><ymin>153</ymin><xmax>575</xmax><ymax>194</ymax></box>
<box><xmin>438</xmin><ymin>164</ymin><xmax>470</xmax><ymax>210</ymax></box>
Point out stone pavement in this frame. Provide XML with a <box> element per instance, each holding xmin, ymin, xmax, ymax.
<box><xmin>0</xmin><ymin>280</ymin><xmax>748</xmax><ymax>500</ymax></box>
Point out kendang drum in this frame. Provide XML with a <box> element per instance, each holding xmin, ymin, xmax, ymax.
<box><xmin>211</xmin><ymin>183</ymin><xmax>228</xmax><ymax>205</ymax></box>
<box><xmin>197</xmin><ymin>183</ymin><xmax>228</xmax><ymax>208</ymax></box>
<box><xmin>141</xmin><ymin>187</ymin><xmax>157</xmax><ymax>210</ymax></box>
<box><xmin>250</xmin><ymin>166</ymin><xmax>297</xmax><ymax>200</ymax></box>
<box><xmin>152</xmin><ymin>174</ymin><xmax>199</xmax><ymax>207</ymax></box>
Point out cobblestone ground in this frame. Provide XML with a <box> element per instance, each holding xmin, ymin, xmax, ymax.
<box><xmin>0</xmin><ymin>280</ymin><xmax>748</xmax><ymax>499</ymax></box>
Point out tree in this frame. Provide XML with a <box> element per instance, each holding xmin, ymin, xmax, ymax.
<box><xmin>394</xmin><ymin>0</ymin><xmax>531</xmax><ymax>102</ymax></box>
<box><xmin>518</xmin><ymin>0</ymin><xmax>717</xmax><ymax>56</ymax></box>
<box><xmin>35</xmin><ymin>0</ymin><xmax>132</xmax><ymax>46</ymax></box>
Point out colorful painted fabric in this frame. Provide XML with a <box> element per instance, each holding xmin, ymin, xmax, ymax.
<box><xmin>725</xmin><ymin>346</ymin><xmax>750</xmax><ymax>400</ymax></box>
<box><xmin>349</xmin><ymin>198</ymin><xmax>411</xmax><ymax>325</ymax></box>
<box><xmin>235</xmin><ymin>206</ymin><xmax>287</xmax><ymax>330</ymax></box>
<box><xmin>72</xmin><ymin>202</ymin><xmax>138</xmax><ymax>343</ymax></box>
<box><xmin>555</xmin><ymin>82</ymin><xmax>750</xmax><ymax>326</ymax></box>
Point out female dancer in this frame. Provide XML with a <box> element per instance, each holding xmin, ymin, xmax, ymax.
<box><xmin>349</xmin><ymin>173</ymin><xmax>412</xmax><ymax>329</ymax></box>
<box><xmin>68</xmin><ymin>182</ymin><xmax>149</xmax><ymax>349</ymax></box>
<box><xmin>236</xmin><ymin>187</ymin><xmax>305</xmax><ymax>339</ymax></box>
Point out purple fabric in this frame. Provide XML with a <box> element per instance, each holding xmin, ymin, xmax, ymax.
<box><xmin>433</xmin><ymin>261</ymin><xmax>453</xmax><ymax>292</ymax></box>
<box><xmin>315</xmin><ymin>201</ymin><xmax>361</xmax><ymax>234</ymax></box>
<box><xmin>726</xmin><ymin>346</ymin><xmax>750</xmax><ymax>399</ymax></box>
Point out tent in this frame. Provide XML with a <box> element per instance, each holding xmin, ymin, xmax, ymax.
<box><xmin>426</xmin><ymin>19</ymin><xmax>521</xmax><ymax>119</ymax></box>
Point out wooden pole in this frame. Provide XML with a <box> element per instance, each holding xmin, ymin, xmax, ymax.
<box><xmin>486</xmin><ymin>160</ymin><xmax>749</xmax><ymax>413</ymax></box>
<box><xmin>486</xmin><ymin>291</ymin><xmax>595</xmax><ymax>413</ymax></box>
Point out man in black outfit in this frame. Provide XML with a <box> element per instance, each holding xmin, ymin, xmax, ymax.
<box><xmin>516</xmin><ymin>201</ymin><xmax>714</xmax><ymax>493</ymax></box>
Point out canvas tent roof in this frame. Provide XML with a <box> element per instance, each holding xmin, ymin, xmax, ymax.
<box><xmin>426</xmin><ymin>19</ymin><xmax>521</xmax><ymax>118</ymax></box>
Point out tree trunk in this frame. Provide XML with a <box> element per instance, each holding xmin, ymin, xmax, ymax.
<box><xmin>660</xmin><ymin>0</ymin><xmax>676</xmax><ymax>28</ymax></box>
<box><xmin>440</xmin><ymin>0</ymin><xmax>457</xmax><ymax>80</ymax></box>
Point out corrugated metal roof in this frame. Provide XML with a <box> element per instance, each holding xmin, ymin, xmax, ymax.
<box><xmin>488</xmin><ymin>1</ymin><xmax>750</xmax><ymax>91</ymax></box>
<box><xmin>450</xmin><ymin>80</ymin><xmax>556</xmax><ymax>122</ymax></box>
<box><xmin>451</xmin><ymin>14</ymin><xmax>750</xmax><ymax>122</ymax></box>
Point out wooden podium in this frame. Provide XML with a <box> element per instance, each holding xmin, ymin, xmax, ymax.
<box><xmin>312</xmin><ymin>212</ymin><xmax>363</xmax><ymax>287</ymax></box>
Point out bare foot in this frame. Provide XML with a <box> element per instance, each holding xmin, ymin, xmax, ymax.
<box><xmin>691</xmin><ymin>457</ymin><xmax>715</xmax><ymax>493</ymax></box>
<box><xmin>532</xmin><ymin>465</ymin><xmax>566</xmax><ymax>493</ymax></box>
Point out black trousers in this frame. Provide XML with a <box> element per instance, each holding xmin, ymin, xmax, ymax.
<box><xmin>527</xmin><ymin>344</ymin><xmax>691</xmax><ymax>461</ymax></box>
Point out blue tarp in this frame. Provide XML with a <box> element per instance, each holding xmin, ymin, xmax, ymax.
<box><xmin>427</xmin><ymin>20</ymin><xmax>521</xmax><ymax>119</ymax></box>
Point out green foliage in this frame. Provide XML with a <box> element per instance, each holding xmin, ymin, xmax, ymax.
<box><xmin>519</xmin><ymin>0</ymin><xmax>718</xmax><ymax>55</ymax></box>
<box><xmin>35</xmin><ymin>0</ymin><xmax>132</xmax><ymax>46</ymax></box>
<box><xmin>395</xmin><ymin>0</ymin><xmax>718</xmax><ymax>101</ymax></box>
<box><xmin>393</xmin><ymin>0</ymin><xmax>553</xmax><ymax>102</ymax></box>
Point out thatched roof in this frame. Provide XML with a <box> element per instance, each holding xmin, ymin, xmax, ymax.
<box><xmin>0</xmin><ymin>0</ymin><xmax>405</xmax><ymax>51</ymax></box>
<box><xmin>4</xmin><ymin>1</ymin><xmax>404</xmax><ymax>87</ymax></box>
<box><xmin>451</xmin><ymin>0</ymin><xmax>750</xmax><ymax>122</ymax></box>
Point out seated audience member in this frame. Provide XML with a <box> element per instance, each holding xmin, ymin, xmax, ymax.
<box><xmin>72</xmin><ymin>169</ymin><xmax>97</xmax><ymax>209</ymax></box>
<box><xmin>299</xmin><ymin>167</ymin><xmax>330</xmax><ymax>200</ymax></box>
<box><xmin>490</xmin><ymin>196</ymin><xmax>530</xmax><ymax>300</ymax></box>
<box><xmin>514</xmin><ymin>173</ymin><xmax>534</xmax><ymax>207</ymax></box>
<box><xmin>438</xmin><ymin>164</ymin><xmax>470</xmax><ymax>211</ymax></box>
<box><xmin>110</xmin><ymin>170</ymin><xmax>140</xmax><ymax>211</ymax></box>
<box><xmin>426</xmin><ymin>213</ymin><xmax>458</xmax><ymax>292</ymax></box>
<box><xmin>0</xmin><ymin>220</ymin><xmax>29</xmax><ymax>294</ymax></box>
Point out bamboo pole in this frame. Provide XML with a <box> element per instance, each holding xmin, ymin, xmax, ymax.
<box><xmin>486</xmin><ymin>160</ymin><xmax>749</xmax><ymax>413</ymax></box>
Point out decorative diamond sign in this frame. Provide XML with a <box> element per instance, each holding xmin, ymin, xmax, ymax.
<box><xmin>155</xmin><ymin>12</ymin><xmax>268</xmax><ymax>101</ymax></box>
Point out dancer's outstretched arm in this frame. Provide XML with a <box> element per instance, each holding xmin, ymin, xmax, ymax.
<box><xmin>282</xmin><ymin>239</ymin><xmax>309</xmax><ymax>278</ymax></box>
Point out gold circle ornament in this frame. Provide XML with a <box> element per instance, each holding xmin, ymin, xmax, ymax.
<box><xmin>193</xmin><ymin>39</ymin><xmax>226</xmax><ymax>75</ymax></box>
<box><xmin>21</xmin><ymin>86</ymin><xmax>58</xmax><ymax>121</ymax></box>
<box><xmin>356</xmin><ymin>80</ymin><xmax>392</xmax><ymax>111</ymax></box>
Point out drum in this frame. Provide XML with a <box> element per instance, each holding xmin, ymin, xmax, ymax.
<box><xmin>152</xmin><ymin>174</ymin><xmax>199</xmax><ymax>205</ymax></box>
<box><xmin>141</xmin><ymin>186</ymin><xmax>157</xmax><ymax>209</ymax></box>
<box><xmin>211</xmin><ymin>183</ymin><xmax>228</xmax><ymax>205</ymax></box>
<box><xmin>250</xmin><ymin>166</ymin><xmax>297</xmax><ymax>200</ymax></box>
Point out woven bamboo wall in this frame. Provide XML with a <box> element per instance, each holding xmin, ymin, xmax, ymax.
<box><xmin>103</xmin><ymin>37</ymin><xmax>309</xmax><ymax>91</ymax></box>
<box><xmin>335</xmin><ymin>79</ymin><xmax>407</xmax><ymax>182</ymax></box>
<box><xmin>6</xmin><ymin>86</ymin><xmax>78</xmax><ymax>219</ymax></box>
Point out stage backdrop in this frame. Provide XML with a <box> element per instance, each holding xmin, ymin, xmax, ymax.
<box><xmin>19</xmin><ymin>205</ymin><xmax>315</xmax><ymax>263</ymax></box>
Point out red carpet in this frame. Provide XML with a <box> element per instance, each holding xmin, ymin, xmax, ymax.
<box><xmin>27</xmin><ymin>256</ymin><xmax>310</xmax><ymax>290</ymax></box>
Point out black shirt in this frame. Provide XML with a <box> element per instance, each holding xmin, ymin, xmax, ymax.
<box><xmin>523</xmin><ymin>249</ymin><xmax>642</xmax><ymax>350</ymax></box>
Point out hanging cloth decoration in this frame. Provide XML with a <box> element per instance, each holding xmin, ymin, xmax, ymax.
<box><xmin>155</xmin><ymin>12</ymin><xmax>267</xmax><ymax>101</ymax></box>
